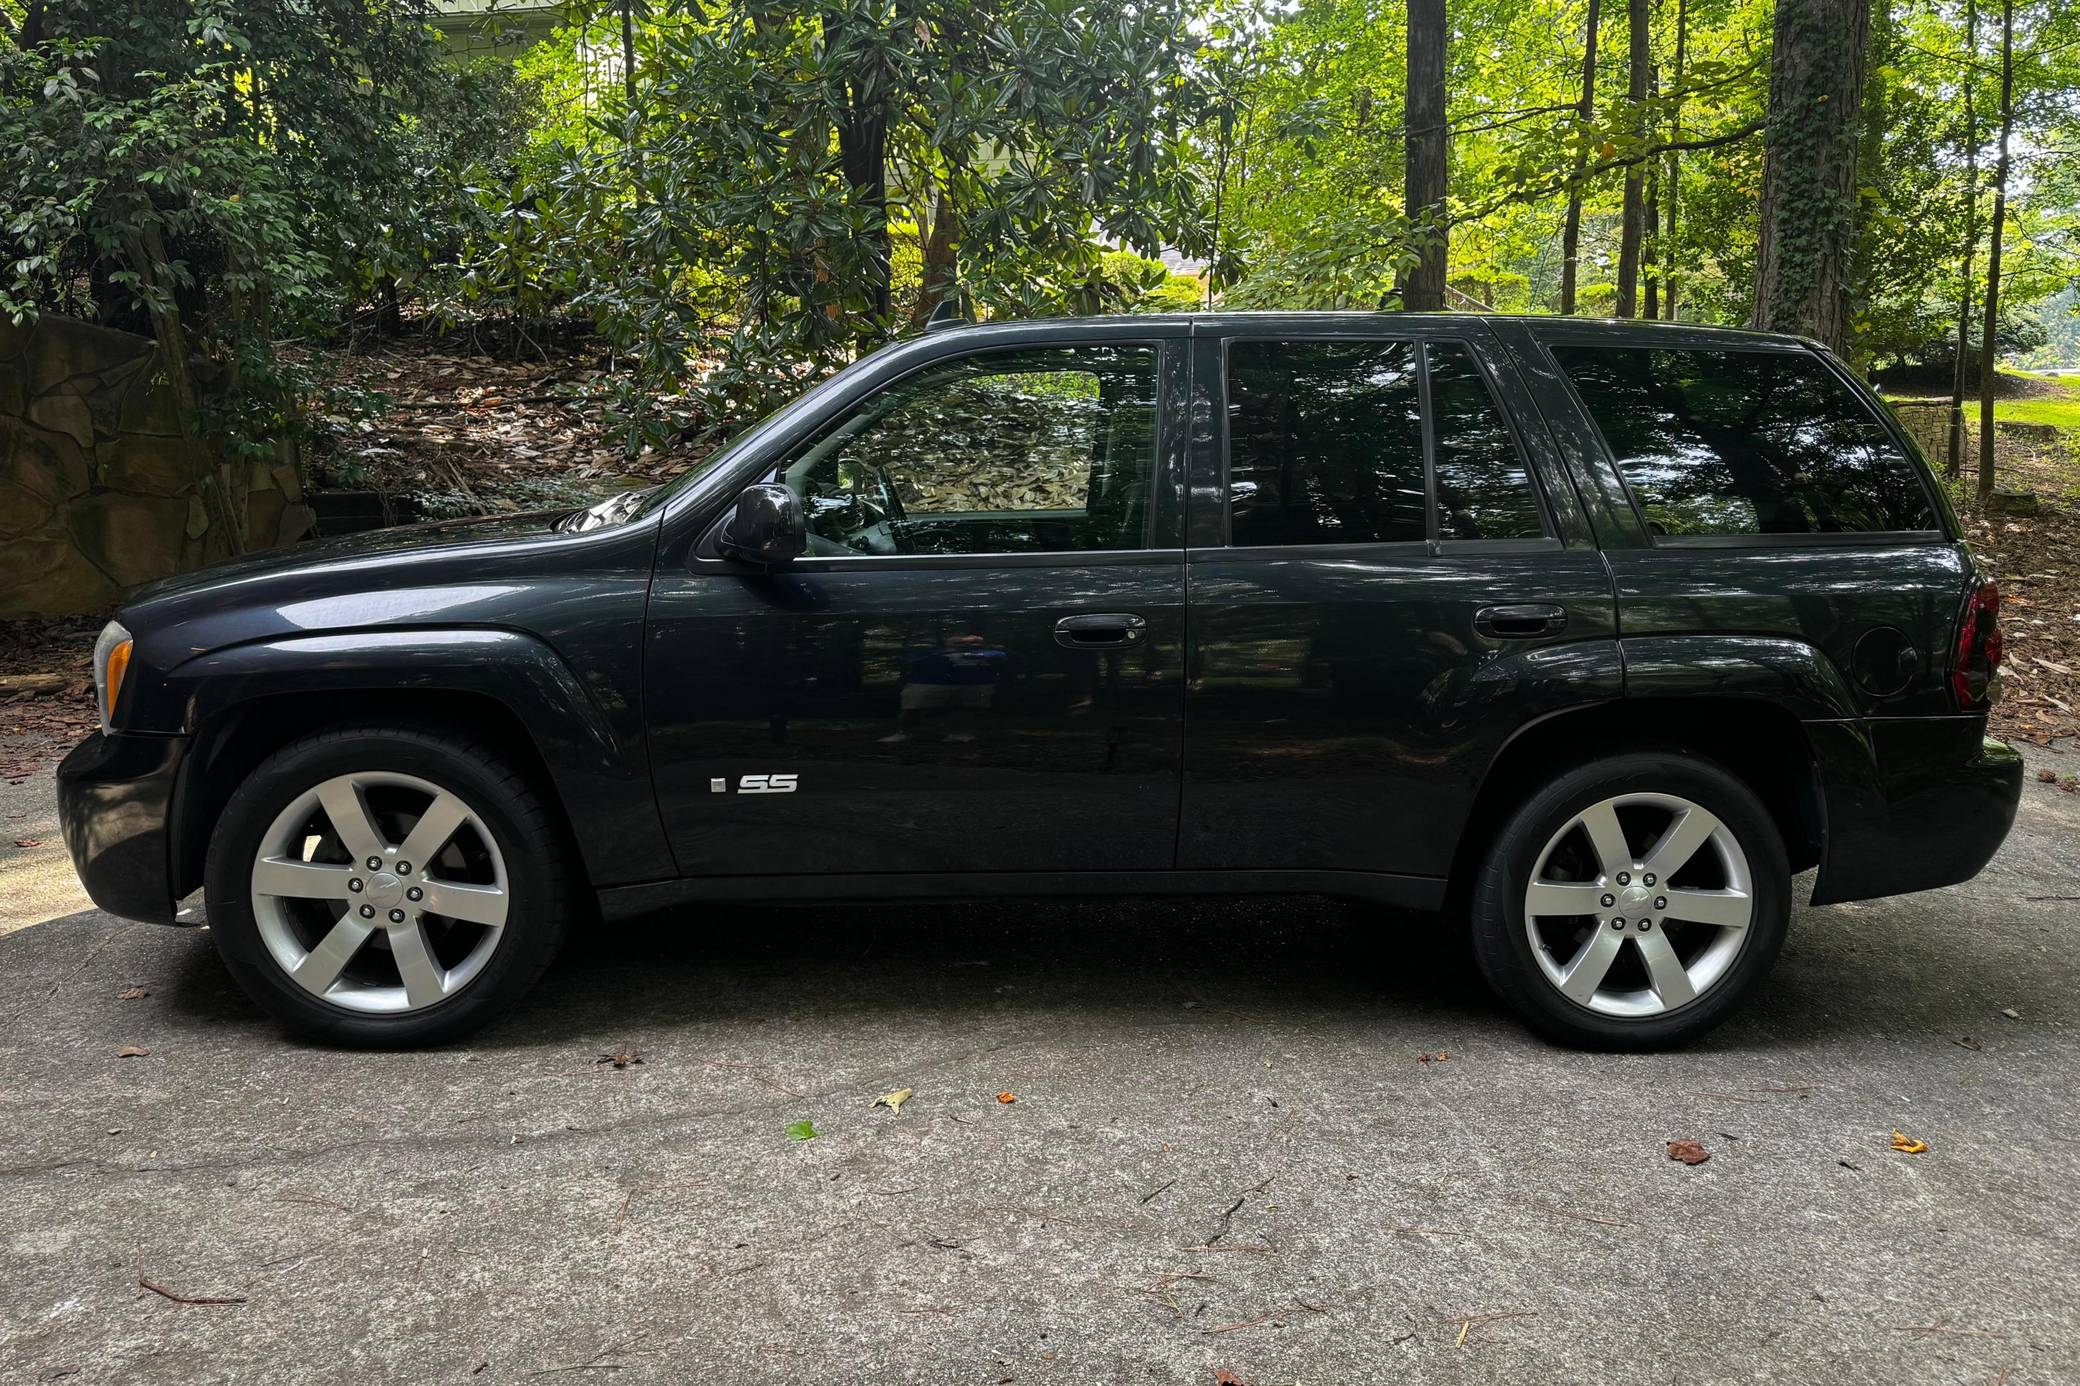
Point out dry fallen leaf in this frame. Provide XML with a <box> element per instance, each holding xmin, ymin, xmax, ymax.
<box><xmin>117</xmin><ymin>986</ymin><xmax>149</xmax><ymax>1001</ymax></box>
<box><xmin>12</xmin><ymin>838</ymin><xmax>41</xmax><ymax>848</ymax></box>
<box><xmin>1890</xmin><ymin>1129</ymin><xmax>1929</xmax><ymax>1154</ymax></box>
<box><xmin>116</xmin><ymin>1045</ymin><xmax>149</xmax><ymax>1058</ymax></box>
<box><xmin>996</xmin><ymin>1091</ymin><xmax>1017</xmax><ymax>1104</ymax></box>
<box><xmin>872</xmin><ymin>1087</ymin><xmax>913</xmax><ymax>1115</ymax></box>
<box><xmin>1666</xmin><ymin>1139</ymin><xmax>1711</xmax><ymax>1166</ymax></box>
<box><xmin>2038</xmin><ymin>768</ymin><xmax>2060</xmax><ymax>783</ymax></box>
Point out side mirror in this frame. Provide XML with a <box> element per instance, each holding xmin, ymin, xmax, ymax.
<box><xmin>719</xmin><ymin>483</ymin><xmax>807</xmax><ymax>566</ymax></box>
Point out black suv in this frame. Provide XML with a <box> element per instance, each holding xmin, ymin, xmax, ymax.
<box><xmin>57</xmin><ymin>314</ymin><xmax>2022</xmax><ymax>1049</ymax></box>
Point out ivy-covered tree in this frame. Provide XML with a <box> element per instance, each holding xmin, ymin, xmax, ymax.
<box><xmin>1751</xmin><ymin>0</ymin><xmax>1871</xmax><ymax>351</ymax></box>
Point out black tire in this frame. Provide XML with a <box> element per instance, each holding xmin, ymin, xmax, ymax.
<box><xmin>202</xmin><ymin>724</ymin><xmax>581</xmax><ymax>1047</ymax></box>
<box><xmin>1469</xmin><ymin>750</ymin><xmax>1790</xmax><ymax>1050</ymax></box>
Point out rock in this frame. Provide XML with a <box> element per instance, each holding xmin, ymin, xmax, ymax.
<box><xmin>1</xmin><ymin>417</ymin><xmax>92</xmax><ymax>500</ymax></box>
<box><xmin>26</xmin><ymin>393</ymin><xmax>95</xmax><ymax>449</ymax></box>
<box><xmin>100</xmin><ymin>434</ymin><xmax>208</xmax><ymax>498</ymax></box>
<box><xmin>117</xmin><ymin>368</ymin><xmax>188</xmax><ymax>437</ymax></box>
<box><xmin>276</xmin><ymin>502</ymin><xmax>316</xmax><ymax>546</ymax></box>
<box><xmin>245</xmin><ymin>486</ymin><xmax>287</xmax><ymax>551</ymax></box>
<box><xmin>0</xmin><ymin>481</ymin><xmax>56</xmax><ymax>538</ymax></box>
<box><xmin>1983</xmin><ymin>487</ymin><xmax>2042</xmax><ymax>516</ymax></box>
<box><xmin>65</xmin><ymin>491</ymin><xmax>193</xmax><ymax>589</ymax></box>
<box><xmin>0</xmin><ymin>536</ymin><xmax>122</xmax><ymax>619</ymax></box>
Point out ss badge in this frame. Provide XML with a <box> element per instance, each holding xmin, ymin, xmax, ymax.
<box><xmin>717</xmin><ymin>773</ymin><xmax>798</xmax><ymax>794</ymax></box>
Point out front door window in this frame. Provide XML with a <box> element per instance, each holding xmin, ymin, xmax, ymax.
<box><xmin>776</xmin><ymin>344</ymin><xmax>1161</xmax><ymax>557</ymax></box>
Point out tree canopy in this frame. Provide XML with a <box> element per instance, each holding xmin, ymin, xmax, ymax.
<box><xmin>3</xmin><ymin>0</ymin><xmax>2076</xmax><ymax>463</ymax></box>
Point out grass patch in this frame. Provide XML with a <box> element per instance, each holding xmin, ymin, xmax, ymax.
<box><xmin>1991</xmin><ymin>392</ymin><xmax>2080</xmax><ymax>432</ymax></box>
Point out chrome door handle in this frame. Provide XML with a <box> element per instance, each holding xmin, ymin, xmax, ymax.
<box><xmin>1054</xmin><ymin>613</ymin><xmax>1147</xmax><ymax>649</ymax></box>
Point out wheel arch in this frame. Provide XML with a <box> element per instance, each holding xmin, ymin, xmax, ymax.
<box><xmin>1445</xmin><ymin>695</ymin><xmax>1827</xmax><ymax>913</ymax></box>
<box><xmin>164</xmin><ymin>629</ymin><xmax>673</xmax><ymax>898</ymax></box>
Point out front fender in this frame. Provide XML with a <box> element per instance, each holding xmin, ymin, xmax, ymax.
<box><xmin>158</xmin><ymin>628</ymin><xmax>672</xmax><ymax>888</ymax></box>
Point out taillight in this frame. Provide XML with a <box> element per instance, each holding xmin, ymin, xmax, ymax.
<box><xmin>1952</xmin><ymin>579</ymin><xmax>2003</xmax><ymax>708</ymax></box>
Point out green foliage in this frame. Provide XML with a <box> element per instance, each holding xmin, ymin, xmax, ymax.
<box><xmin>533</xmin><ymin>0</ymin><xmax>1213</xmax><ymax>447</ymax></box>
<box><xmin>0</xmin><ymin>1</ymin><xmax>449</xmax><ymax>473</ymax></box>
<box><xmin>5</xmin><ymin>0</ymin><xmax>2076</xmax><ymax>482</ymax></box>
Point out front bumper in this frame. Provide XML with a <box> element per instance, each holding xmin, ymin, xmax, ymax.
<box><xmin>55</xmin><ymin>731</ymin><xmax>190</xmax><ymax>925</ymax></box>
<box><xmin>1808</xmin><ymin>718</ymin><xmax>2023</xmax><ymax>906</ymax></box>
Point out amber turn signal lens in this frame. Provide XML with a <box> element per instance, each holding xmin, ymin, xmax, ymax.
<box><xmin>102</xmin><ymin>638</ymin><xmax>132</xmax><ymax>726</ymax></box>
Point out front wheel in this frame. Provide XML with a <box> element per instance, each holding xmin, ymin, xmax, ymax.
<box><xmin>202</xmin><ymin>725</ymin><xmax>579</xmax><ymax>1046</ymax></box>
<box><xmin>1469</xmin><ymin>751</ymin><xmax>1791</xmax><ymax>1050</ymax></box>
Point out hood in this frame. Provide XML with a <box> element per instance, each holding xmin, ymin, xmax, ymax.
<box><xmin>124</xmin><ymin>508</ymin><xmax>576</xmax><ymax>609</ymax></box>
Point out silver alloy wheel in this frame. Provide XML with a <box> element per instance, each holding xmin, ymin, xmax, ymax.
<box><xmin>1522</xmin><ymin>792</ymin><xmax>1754</xmax><ymax>1018</ymax></box>
<box><xmin>249</xmin><ymin>771</ymin><xmax>509</xmax><ymax>1014</ymax></box>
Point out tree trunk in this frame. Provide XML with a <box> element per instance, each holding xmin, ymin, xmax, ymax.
<box><xmin>1615</xmin><ymin>0</ymin><xmax>1650</xmax><ymax>316</ymax></box>
<box><xmin>1750</xmin><ymin>0</ymin><xmax>1871</xmax><ymax>352</ymax></box>
<box><xmin>1663</xmin><ymin>0</ymin><xmax>1687</xmax><ymax>319</ymax></box>
<box><xmin>1975</xmin><ymin>0</ymin><xmax>2014</xmax><ymax>507</ymax></box>
<box><xmin>1400</xmin><ymin>0</ymin><xmax>1448</xmax><ymax>312</ymax></box>
<box><xmin>828</xmin><ymin>13</ymin><xmax>893</xmax><ymax>345</ymax></box>
<box><xmin>1947</xmin><ymin>0</ymin><xmax>1980</xmax><ymax>479</ymax></box>
<box><xmin>907</xmin><ymin>182</ymin><xmax>962</xmax><ymax>329</ymax></box>
<box><xmin>1559</xmin><ymin>0</ymin><xmax>1602</xmax><ymax>315</ymax></box>
<box><xmin>1643</xmin><ymin>161</ymin><xmax>1659</xmax><ymax>318</ymax></box>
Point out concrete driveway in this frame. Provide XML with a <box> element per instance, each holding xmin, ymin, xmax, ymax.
<box><xmin>2</xmin><ymin>753</ymin><xmax>2076</xmax><ymax>1385</ymax></box>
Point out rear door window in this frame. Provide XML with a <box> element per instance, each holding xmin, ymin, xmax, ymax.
<box><xmin>1225</xmin><ymin>339</ymin><xmax>1427</xmax><ymax>547</ymax></box>
<box><xmin>1223</xmin><ymin>337</ymin><xmax>1548</xmax><ymax>547</ymax></box>
<box><xmin>1550</xmin><ymin>344</ymin><xmax>1938</xmax><ymax>537</ymax></box>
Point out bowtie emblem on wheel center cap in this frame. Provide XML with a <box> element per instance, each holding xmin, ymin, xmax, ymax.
<box><xmin>366</xmin><ymin>872</ymin><xmax>405</xmax><ymax>910</ymax></box>
<box><xmin>1619</xmin><ymin>884</ymin><xmax>1652</xmax><ymax>912</ymax></box>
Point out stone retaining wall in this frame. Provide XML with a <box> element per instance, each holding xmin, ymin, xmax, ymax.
<box><xmin>0</xmin><ymin>315</ymin><xmax>312</xmax><ymax>617</ymax></box>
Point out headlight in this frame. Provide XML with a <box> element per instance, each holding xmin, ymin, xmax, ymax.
<box><xmin>93</xmin><ymin>620</ymin><xmax>132</xmax><ymax>733</ymax></box>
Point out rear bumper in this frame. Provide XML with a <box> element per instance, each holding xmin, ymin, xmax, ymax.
<box><xmin>55</xmin><ymin>731</ymin><xmax>189</xmax><ymax>925</ymax></box>
<box><xmin>1808</xmin><ymin>717</ymin><xmax>2023</xmax><ymax>906</ymax></box>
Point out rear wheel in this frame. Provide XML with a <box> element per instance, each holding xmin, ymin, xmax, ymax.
<box><xmin>203</xmin><ymin>725</ymin><xmax>578</xmax><ymax>1046</ymax></box>
<box><xmin>1469</xmin><ymin>751</ymin><xmax>1790</xmax><ymax>1049</ymax></box>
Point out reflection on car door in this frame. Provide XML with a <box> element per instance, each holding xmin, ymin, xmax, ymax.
<box><xmin>643</xmin><ymin>333</ymin><xmax>1191</xmax><ymax>879</ymax></box>
<box><xmin>1180</xmin><ymin>323</ymin><xmax>1622</xmax><ymax>882</ymax></box>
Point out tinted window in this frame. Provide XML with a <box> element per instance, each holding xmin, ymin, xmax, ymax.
<box><xmin>1226</xmin><ymin>339</ymin><xmax>1425</xmax><ymax>546</ymax></box>
<box><xmin>778</xmin><ymin>344</ymin><xmax>1158</xmax><ymax>557</ymax></box>
<box><xmin>1553</xmin><ymin>344</ymin><xmax>1938</xmax><ymax>537</ymax></box>
<box><xmin>1428</xmin><ymin>342</ymin><xmax>1546</xmax><ymax>541</ymax></box>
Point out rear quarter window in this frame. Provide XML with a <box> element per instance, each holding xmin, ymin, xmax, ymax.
<box><xmin>1551</xmin><ymin>344</ymin><xmax>1938</xmax><ymax>538</ymax></box>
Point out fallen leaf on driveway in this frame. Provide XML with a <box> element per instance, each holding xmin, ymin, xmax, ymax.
<box><xmin>116</xmin><ymin>1046</ymin><xmax>149</xmax><ymax>1058</ymax></box>
<box><xmin>996</xmin><ymin>1091</ymin><xmax>1017</xmax><ymax>1104</ymax></box>
<box><xmin>1666</xmin><ymin>1139</ymin><xmax>1711</xmax><ymax>1165</ymax></box>
<box><xmin>1890</xmin><ymin>1130</ymin><xmax>1929</xmax><ymax>1154</ymax></box>
<box><xmin>12</xmin><ymin>838</ymin><xmax>40</xmax><ymax>848</ymax></box>
<box><xmin>786</xmin><ymin>1120</ymin><xmax>820</xmax><ymax>1141</ymax></box>
<box><xmin>118</xmin><ymin>986</ymin><xmax>149</xmax><ymax>1001</ymax></box>
<box><xmin>872</xmin><ymin>1088</ymin><xmax>913</xmax><ymax>1115</ymax></box>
